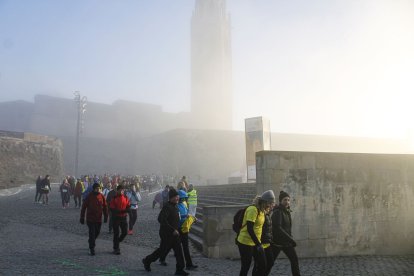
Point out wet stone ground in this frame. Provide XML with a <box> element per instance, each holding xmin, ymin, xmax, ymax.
<box><xmin>0</xmin><ymin>185</ymin><xmax>413</xmax><ymax>275</ymax></box>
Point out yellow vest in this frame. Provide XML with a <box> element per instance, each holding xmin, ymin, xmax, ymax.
<box><xmin>187</xmin><ymin>189</ymin><xmax>197</xmax><ymax>205</ymax></box>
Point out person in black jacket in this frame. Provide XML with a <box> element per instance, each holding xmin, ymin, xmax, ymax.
<box><xmin>40</xmin><ymin>175</ymin><xmax>51</xmax><ymax>205</ymax></box>
<box><xmin>34</xmin><ymin>175</ymin><xmax>42</xmax><ymax>203</ymax></box>
<box><xmin>142</xmin><ymin>188</ymin><xmax>188</xmax><ymax>276</ymax></box>
<box><xmin>271</xmin><ymin>191</ymin><xmax>301</xmax><ymax>276</ymax></box>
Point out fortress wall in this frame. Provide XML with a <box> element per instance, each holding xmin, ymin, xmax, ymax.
<box><xmin>0</xmin><ymin>132</ymin><xmax>64</xmax><ymax>189</ymax></box>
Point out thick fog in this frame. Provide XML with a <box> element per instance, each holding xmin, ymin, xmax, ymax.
<box><xmin>0</xmin><ymin>0</ymin><xmax>414</xmax><ymax>139</ymax></box>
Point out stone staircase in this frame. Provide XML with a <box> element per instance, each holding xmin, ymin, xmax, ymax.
<box><xmin>189</xmin><ymin>183</ymin><xmax>256</xmax><ymax>251</ymax></box>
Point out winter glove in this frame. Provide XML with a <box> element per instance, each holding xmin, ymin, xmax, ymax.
<box><xmin>255</xmin><ymin>244</ymin><xmax>265</xmax><ymax>255</ymax></box>
<box><xmin>80</xmin><ymin>218</ymin><xmax>85</xmax><ymax>225</ymax></box>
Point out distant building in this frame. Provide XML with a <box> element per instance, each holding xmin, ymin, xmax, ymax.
<box><xmin>191</xmin><ymin>0</ymin><xmax>232</xmax><ymax>130</ymax></box>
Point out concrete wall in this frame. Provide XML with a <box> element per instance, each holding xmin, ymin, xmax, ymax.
<box><xmin>256</xmin><ymin>151</ymin><xmax>414</xmax><ymax>257</ymax></box>
<box><xmin>0</xmin><ymin>132</ymin><xmax>64</xmax><ymax>189</ymax></box>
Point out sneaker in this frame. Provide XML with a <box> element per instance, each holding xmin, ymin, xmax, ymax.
<box><xmin>89</xmin><ymin>249</ymin><xmax>95</xmax><ymax>256</ymax></box>
<box><xmin>113</xmin><ymin>249</ymin><xmax>120</xmax><ymax>255</ymax></box>
<box><xmin>159</xmin><ymin>261</ymin><xmax>167</xmax><ymax>266</ymax></box>
<box><xmin>142</xmin><ymin>258</ymin><xmax>151</xmax><ymax>272</ymax></box>
<box><xmin>128</xmin><ymin>230</ymin><xmax>133</xmax><ymax>235</ymax></box>
<box><xmin>186</xmin><ymin>265</ymin><xmax>198</xmax><ymax>270</ymax></box>
<box><xmin>174</xmin><ymin>270</ymin><xmax>189</xmax><ymax>276</ymax></box>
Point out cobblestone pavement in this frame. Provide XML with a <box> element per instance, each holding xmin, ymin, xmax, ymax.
<box><xmin>0</xmin><ymin>185</ymin><xmax>413</xmax><ymax>275</ymax></box>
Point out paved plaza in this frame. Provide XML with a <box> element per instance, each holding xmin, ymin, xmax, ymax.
<box><xmin>0</xmin><ymin>185</ymin><xmax>413</xmax><ymax>275</ymax></box>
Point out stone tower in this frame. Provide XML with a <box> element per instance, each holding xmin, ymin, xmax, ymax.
<box><xmin>191</xmin><ymin>0</ymin><xmax>232</xmax><ymax>130</ymax></box>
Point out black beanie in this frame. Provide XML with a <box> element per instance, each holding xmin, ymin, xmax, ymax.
<box><xmin>92</xmin><ymin>183</ymin><xmax>100</xmax><ymax>190</ymax></box>
<box><xmin>169</xmin><ymin>188</ymin><xmax>179</xmax><ymax>199</ymax></box>
<box><xmin>279</xmin><ymin>190</ymin><xmax>290</xmax><ymax>202</ymax></box>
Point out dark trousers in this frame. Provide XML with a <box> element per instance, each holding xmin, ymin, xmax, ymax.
<box><xmin>144</xmin><ymin>233</ymin><xmax>185</xmax><ymax>272</ymax></box>
<box><xmin>273</xmin><ymin>246</ymin><xmax>301</xmax><ymax>276</ymax></box>
<box><xmin>34</xmin><ymin>189</ymin><xmax>41</xmax><ymax>202</ymax></box>
<box><xmin>113</xmin><ymin>216</ymin><xmax>128</xmax><ymax>250</ymax></box>
<box><xmin>61</xmin><ymin>193</ymin><xmax>70</xmax><ymax>206</ymax></box>
<box><xmin>160</xmin><ymin>230</ymin><xmax>193</xmax><ymax>267</ymax></box>
<box><xmin>180</xmin><ymin>231</ymin><xmax>193</xmax><ymax>267</ymax></box>
<box><xmin>253</xmin><ymin>246</ymin><xmax>274</xmax><ymax>276</ymax></box>
<box><xmin>74</xmin><ymin>195</ymin><xmax>81</xmax><ymax>207</ymax></box>
<box><xmin>108</xmin><ymin>210</ymin><xmax>114</xmax><ymax>232</ymax></box>
<box><xmin>128</xmin><ymin>209</ymin><xmax>137</xmax><ymax>231</ymax></box>
<box><xmin>87</xmin><ymin>222</ymin><xmax>101</xmax><ymax>249</ymax></box>
<box><xmin>238</xmin><ymin>243</ymin><xmax>266</xmax><ymax>276</ymax></box>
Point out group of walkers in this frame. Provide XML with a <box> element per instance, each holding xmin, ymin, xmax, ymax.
<box><xmin>237</xmin><ymin>190</ymin><xmax>301</xmax><ymax>276</ymax></box>
<box><xmin>33</xmin><ymin>173</ymin><xmax>299</xmax><ymax>275</ymax></box>
<box><xmin>78</xmin><ymin>174</ymin><xmax>198</xmax><ymax>275</ymax></box>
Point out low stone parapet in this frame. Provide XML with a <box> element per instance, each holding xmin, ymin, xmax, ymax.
<box><xmin>202</xmin><ymin>205</ymin><xmax>247</xmax><ymax>259</ymax></box>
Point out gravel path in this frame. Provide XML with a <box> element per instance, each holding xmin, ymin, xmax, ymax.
<box><xmin>0</xmin><ymin>185</ymin><xmax>413</xmax><ymax>275</ymax></box>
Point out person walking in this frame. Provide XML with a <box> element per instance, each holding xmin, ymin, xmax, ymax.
<box><xmin>142</xmin><ymin>188</ymin><xmax>189</xmax><ymax>276</ymax></box>
<box><xmin>177</xmin><ymin>190</ymin><xmax>197</xmax><ymax>270</ymax></box>
<box><xmin>80</xmin><ymin>183</ymin><xmax>108</xmax><ymax>256</ymax></box>
<box><xmin>271</xmin><ymin>191</ymin><xmax>301</xmax><ymax>276</ymax></box>
<box><xmin>109</xmin><ymin>184</ymin><xmax>130</xmax><ymax>255</ymax></box>
<box><xmin>237</xmin><ymin>190</ymin><xmax>276</xmax><ymax>276</ymax></box>
<box><xmin>153</xmin><ymin>191</ymin><xmax>163</xmax><ymax>209</ymax></box>
<box><xmin>161</xmin><ymin>185</ymin><xmax>170</xmax><ymax>208</ymax></box>
<box><xmin>253</xmin><ymin>191</ymin><xmax>276</xmax><ymax>276</ymax></box>
<box><xmin>34</xmin><ymin>175</ymin><xmax>42</xmax><ymax>203</ymax></box>
<box><xmin>106</xmin><ymin>183</ymin><xmax>117</xmax><ymax>234</ymax></box>
<box><xmin>59</xmin><ymin>178</ymin><xmax>71</xmax><ymax>208</ymax></box>
<box><xmin>40</xmin><ymin>175</ymin><xmax>51</xmax><ymax>205</ymax></box>
<box><xmin>187</xmin><ymin>184</ymin><xmax>197</xmax><ymax>217</ymax></box>
<box><xmin>73</xmin><ymin>178</ymin><xmax>84</xmax><ymax>208</ymax></box>
<box><xmin>126</xmin><ymin>183</ymin><xmax>141</xmax><ymax>235</ymax></box>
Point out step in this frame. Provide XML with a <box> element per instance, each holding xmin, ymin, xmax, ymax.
<box><xmin>188</xmin><ymin>232</ymin><xmax>203</xmax><ymax>251</ymax></box>
<box><xmin>198</xmin><ymin>198</ymin><xmax>249</xmax><ymax>206</ymax></box>
<box><xmin>190</xmin><ymin>224</ymin><xmax>203</xmax><ymax>237</ymax></box>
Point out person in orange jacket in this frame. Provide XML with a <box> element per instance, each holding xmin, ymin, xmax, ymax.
<box><xmin>109</xmin><ymin>183</ymin><xmax>130</xmax><ymax>255</ymax></box>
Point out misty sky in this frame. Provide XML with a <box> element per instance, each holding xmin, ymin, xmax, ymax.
<box><xmin>1</xmin><ymin>0</ymin><xmax>414</xmax><ymax>139</ymax></box>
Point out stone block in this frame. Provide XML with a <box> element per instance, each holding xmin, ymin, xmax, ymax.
<box><xmin>265</xmin><ymin>155</ymin><xmax>279</xmax><ymax>169</ymax></box>
<box><xmin>292</xmin><ymin>224</ymin><xmax>308</xmax><ymax>240</ymax></box>
<box><xmin>309</xmin><ymin>223</ymin><xmax>329</xmax><ymax>240</ymax></box>
<box><xmin>299</xmin><ymin>154</ymin><xmax>316</xmax><ymax>169</ymax></box>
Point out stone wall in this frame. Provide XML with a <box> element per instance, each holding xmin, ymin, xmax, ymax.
<box><xmin>202</xmin><ymin>205</ymin><xmax>246</xmax><ymax>259</ymax></box>
<box><xmin>0</xmin><ymin>131</ymin><xmax>64</xmax><ymax>189</ymax></box>
<box><xmin>256</xmin><ymin>151</ymin><xmax>414</xmax><ymax>257</ymax></box>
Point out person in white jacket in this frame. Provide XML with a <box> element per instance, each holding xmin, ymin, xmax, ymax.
<box><xmin>126</xmin><ymin>183</ymin><xmax>141</xmax><ymax>235</ymax></box>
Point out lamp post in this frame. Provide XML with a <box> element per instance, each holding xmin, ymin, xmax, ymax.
<box><xmin>74</xmin><ymin>91</ymin><xmax>87</xmax><ymax>177</ymax></box>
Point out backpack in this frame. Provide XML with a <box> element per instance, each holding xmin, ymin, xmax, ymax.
<box><xmin>232</xmin><ymin>207</ymin><xmax>248</xmax><ymax>234</ymax></box>
<box><xmin>233</xmin><ymin>205</ymin><xmax>260</xmax><ymax>234</ymax></box>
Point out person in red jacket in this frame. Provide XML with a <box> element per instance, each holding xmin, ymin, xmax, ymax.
<box><xmin>80</xmin><ymin>183</ymin><xmax>108</xmax><ymax>256</ymax></box>
<box><xmin>109</xmin><ymin>184</ymin><xmax>131</xmax><ymax>255</ymax></box>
